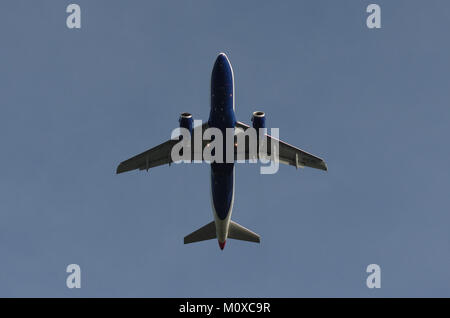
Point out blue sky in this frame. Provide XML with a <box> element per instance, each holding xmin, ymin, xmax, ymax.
<box><xmin>0</xmin><ymin>0</ymin><xmax>450</xmax><ymax>297</ymax></box>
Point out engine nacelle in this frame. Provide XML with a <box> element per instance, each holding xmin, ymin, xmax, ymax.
<box><xmin>251</xmin><ymin>111</ymin><xmax>266</xmax><ymax>130</ymax></box>
<box><xmin>179</xmin><ymin>112</ymin><xmax>193</xmax><ymax>136</ymax></box>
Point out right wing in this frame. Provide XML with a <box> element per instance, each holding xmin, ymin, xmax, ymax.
<box><xmin>235</xmin><ymin>121</ymin><xmax>327</xmax><ymax>171</ymax></box>
<box><xmin>116</xmin><ymin>123</ymin><xmax>208</xmax><ymax>174</ymax></box>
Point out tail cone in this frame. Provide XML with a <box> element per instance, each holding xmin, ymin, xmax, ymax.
<box><xmin>218</xmin><ymin>240</ymin><xmax>226</xmax><ymax>250</ymax></box>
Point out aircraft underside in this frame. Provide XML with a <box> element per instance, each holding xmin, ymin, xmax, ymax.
<box><xmin>116</xmin><ymin>53</ymin><xmax>327</xmax><ymax>250</ymax></box>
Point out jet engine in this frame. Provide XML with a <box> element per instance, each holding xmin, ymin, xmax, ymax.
<box><xmin>251</xmin><ymin>111</ymin><xmax>266</xmax><ymax>130</ymax></box>
<box><xmin>179</xmin><ymin>112</ymin><xmax>193</xmax><ymax>136</ymax></box>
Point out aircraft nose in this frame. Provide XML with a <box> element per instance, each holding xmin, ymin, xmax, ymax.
<box><xmin>217</xmin><ymin>52</ymin><xmax>228</xmax><ymax>62</ymax></box>
<box><xmin>214</xmin><ymin>53</ymin><xmax>230</xmax><ymax>69</ymax></box>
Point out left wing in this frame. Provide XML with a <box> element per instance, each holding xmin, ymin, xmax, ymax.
<box><xmin>116</xmin><ymin>139</ymin><xmax>178</xmax><ymax>174</ymax></box>
<box><xmin>235</xmin><ymin>121</ymin><xmax>327</xmax><ymax>171</ymax></box>
<box><xmin>116</xmin><ymin>123</ymin><xmax>208</xmax><ymax>174</ymax></box>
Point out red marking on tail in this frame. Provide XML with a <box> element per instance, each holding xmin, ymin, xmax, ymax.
<box><xmin>218</xmin><ymin>240</ymin><xmax>226</xmax><ymax>250</ymax></box>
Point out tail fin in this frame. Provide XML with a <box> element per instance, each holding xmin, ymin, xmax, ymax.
<box><xmin>228</xmin><ymin>220</ymin><xmax>260</xmax><ymax>243</ymax></box>
<box><xmin>184</xmin><ymin>221</ymin><xmax>216</xmax><ymax>244</ymax></box>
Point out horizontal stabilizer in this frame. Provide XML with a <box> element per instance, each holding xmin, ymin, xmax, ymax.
<box><xmin>228</xmin><ymin>220</ymin><xmax>260</xmax><ymax>243</ymax></box>
<box><xmin>184</xmin><ymin>221</ymin><xmax>216</xmax><ymax>244</ymax></box>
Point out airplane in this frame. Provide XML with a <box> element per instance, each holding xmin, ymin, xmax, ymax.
<box><xmin>116</xmin><ymin>53</ymin><xmax>327</xmax><ymax>250</ymax></box>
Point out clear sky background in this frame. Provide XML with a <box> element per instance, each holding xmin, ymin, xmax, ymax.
<box><xmin>0</xmin><ymin>0</ymin><xmax>449</xmax><ymax>297</ymax></box>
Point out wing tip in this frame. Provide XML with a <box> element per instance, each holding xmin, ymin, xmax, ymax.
<box><xmin>116</xmin><ymin>163</ymin><xmax>127</xmax><ymax>174</ymax></box>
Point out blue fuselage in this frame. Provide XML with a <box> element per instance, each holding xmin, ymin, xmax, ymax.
<box><xmin>208</xmin><ymin>54</ymin><xmax>236</xmax><ymax>220</ymax></box>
